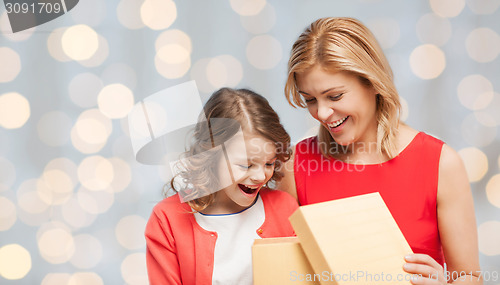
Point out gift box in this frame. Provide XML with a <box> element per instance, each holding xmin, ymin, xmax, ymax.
<box><xmin>252</xmin><ymin>237</ymin><xmax>319</xmax><ymax>285</ymax></box>
<box><xmin>289</xmin><ymin>192</ymin><xmax>413</xmax><ymax>285</ymax></box>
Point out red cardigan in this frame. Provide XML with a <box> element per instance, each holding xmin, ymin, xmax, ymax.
<box><xmin>145</xmin><ymin>189</ymin><xmax>299</xmax><ymax>285</ymax></box>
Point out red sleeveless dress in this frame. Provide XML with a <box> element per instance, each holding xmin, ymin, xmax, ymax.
<box><xmin>294</xmin><ymin>132</ymin><xmax>445</xmax><ymax>265</ymax></box>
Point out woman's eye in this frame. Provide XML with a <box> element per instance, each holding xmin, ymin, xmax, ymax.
<box><xmin>238</xmin><ymin>165</ymin><xmax>251</xmax><ymax>169</ymax></box>
<box><xmin>304</xmin><ymin>97</ymin><xmax>316</xmax><ymax>103</ymax></box>
<box><xmin>328</xmin><ymin>93</ymin><xmax>344</xmax><ymax>101</ymax></box>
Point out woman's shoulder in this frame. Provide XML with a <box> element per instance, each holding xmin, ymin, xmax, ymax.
<box><xmin>397</xmin><ymin>125</ymin><xmax>444</xmax><ymax>152</ymax></box>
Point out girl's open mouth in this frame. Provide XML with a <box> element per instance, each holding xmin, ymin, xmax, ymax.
<box><xmin>238</xmin><ymin>184</ymin><xmax>259</xmax><ymax>196</ymax></box>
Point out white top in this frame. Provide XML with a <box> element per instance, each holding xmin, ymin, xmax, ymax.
<box><xmin>194</xmin><ymin>195</ymin><xmax>265</xmax><ymax>285</ymax></box>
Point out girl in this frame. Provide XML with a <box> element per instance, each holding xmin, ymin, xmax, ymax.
<box><xmin>145</xmin><ymin>88</ymin><xmax>299</xmax><ymax>284</ymax></box>
<box><xmin>281</xmin><ymin>17</ymin><xmax>481</xmax><ymax>284</ymax></box>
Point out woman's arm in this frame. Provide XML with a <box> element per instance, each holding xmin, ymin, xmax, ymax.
<box><xmin>145</xmin><ymin>211</ymin><xmax>183</xmax><ymax>285</ymax></box>
<box><xmin>277</xmin><ymin>145</ymin><xmax>298</xmax><ymax>201</ymax></box>
<box><xmin>403</xmin><ymin>144</ymin><xmax>482</xmax><ymax>284</ymax></box>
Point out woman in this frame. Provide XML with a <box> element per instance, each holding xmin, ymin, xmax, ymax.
<box><xmin>281</xmin><ymin>17</ymin><xmax>481</xmax><ymax>284</ymax></box>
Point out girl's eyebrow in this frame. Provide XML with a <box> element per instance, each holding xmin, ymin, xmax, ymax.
<box><xmin>299</xmin><ymin>86</ymin><xmax>344</xmax><ymax>96</ymax></box>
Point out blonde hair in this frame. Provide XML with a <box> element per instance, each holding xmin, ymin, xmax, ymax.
<box><xmin>284</xmin><ymin>17</ymin><xmax>401</xmax><ymax>158</ymax></box>
<box><xmin>169</xmin><ymin>88</ymin><xmax>291</xmax><ymax>212</ymax></box>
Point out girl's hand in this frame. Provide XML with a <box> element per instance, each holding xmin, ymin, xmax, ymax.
<box><xmin>403</xmin><ymin>254</ymin><xmax>447</xmax><ymax>284</ymax></box>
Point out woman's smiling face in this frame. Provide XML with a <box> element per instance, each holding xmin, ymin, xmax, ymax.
<box><xmin>296</xmin><ymin>65</ymin><xmax>379</xmax><ymax>148</ymax></box>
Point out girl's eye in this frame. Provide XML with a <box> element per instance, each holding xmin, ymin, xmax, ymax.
<box><xmin>328</xmin><ymin>93</ymin><xmax>344</xmax><ymax>101</ymax></box>
<box><xmin>238</xmin><ymin>165</ymin><xmax>251</xmax><ymax>169</ymax></box>
<box><xmin>265</xmin><ymin>161</ymin><xmax>276</xmax><ymax>167</ymax></box>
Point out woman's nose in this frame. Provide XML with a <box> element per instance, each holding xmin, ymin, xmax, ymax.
<box><xmin>317</xmin><ymin>101</ymin><xmax>334</xmax><ymax>122</ymax></box>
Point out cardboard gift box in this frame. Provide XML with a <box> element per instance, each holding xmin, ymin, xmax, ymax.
<box><xmin>252</xmin><ymin>192</ymin><xmax>413</xmax><ymax>285</ymax></box>
<box><xmin>289</xmin><ymin>192</ymin><xmax>413</xmax><ymax>285</ymax></box>
<box><xmin>252</xmin><ymin>237</ymin><xmax>319</xmax><ymax>285</ymax></box>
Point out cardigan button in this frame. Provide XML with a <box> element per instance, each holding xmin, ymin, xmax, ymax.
<box><xmin>257</xmin><ymin>228</ymin><xmax>263</xmax><ymax>234</ymax></box>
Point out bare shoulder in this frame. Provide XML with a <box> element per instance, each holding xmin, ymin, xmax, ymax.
<box><xmin>395</xmin><ymin>124</ymin><xmax>420</xmax><ymax>153</ymax></box>
<box><xmin>437</xmin><ymin>143</ymin><xmax>468</xmax><ymax>198</ymax></box>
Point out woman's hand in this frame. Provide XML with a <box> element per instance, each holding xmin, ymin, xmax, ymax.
<box><xmin>403</xmin><ymin>254</ymin><xmax>447</xmax><ymax>284</ymax></box>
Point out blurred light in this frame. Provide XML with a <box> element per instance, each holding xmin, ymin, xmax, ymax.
<box><xmin>157</xmin><ymin>44</ymin><xmax>189</xmax><ymax>64</ymax></box>
<box><xmin>40</xmin><ymin>169</ymin><xmax>74</xmax><ymax>205</ymax></box>
<box><xmin>190</xmin><ymin>58</ymin><xmax>217</xmax><ymax>93</ymax></box>
<box><xmin>0</xmin><ymin>12</ymin><xmax>35</xmax><ymax>42</ymax></box>
<box><xmin>115</xmin><ymin>215</ymin><xmax>147</xmax><ymax>250</ymax></box>
<box><xmin>0</xmin><ymin>197</ymin><xmax>16</xmax><ymax>231</ymax></box>
<box><xmin>155</xmin><ymin>48</ymin><xmax>191</xmax><ymax>79</ymax></box>
<box><xmin>62</xmin><ymin>25</ymin><xmax>99</xmax><ymax>61</ymax></box>
<box><xmin>368</xmin><ymin>18</ymin><xmax>400</xmax><ymax>49</ymax></box>
<box><xmin>98</xmin><ymin>84</ymin><xmax>135</xmax><ymax>119</ymax></box>
<box><xmin>141</xmin><ymin>0</ymin><xmax>177</xmax><ymax>30</ymax></box>
<box><xmin>0</xmin><ymin>157</ymin><xmax>16</xmax><ymax>192</ymax></box>
<box><xmin>457</xmin><ymin>74</ymin><xmax>493</xmax><ymax>110</ymax></box>
<box><xmin>17</xmin><ymin>179</ymin><xmax>49</xmax><ymax>214</ymax></box>
<box><xmin>430</xmin><ymin>0</ymin><xmax>465</xmax><ymax>17</ymax></box>
<box><xmin>70</xmin><ymin>234</ymin><xmax>103</xmax><ymax>269</ymax></box>
<box><xmin>0</xmin><ymin>244</ymin><xmax>31</xmax><ymax>280</ymax></box>
<box><xmin>400</xmin><ymin>97</ymin><xmax>409</xmax><ymax>122</ymax></box>
<box><xmin>71</xmin><ymin>109</ymin><xmax>112</xmax><ymax>154</ymax></box>
<box><xmin>117</xmin><ymin>0</ymin><xmax>145</xmax><ymax>30</ymax></box>
<box><xmin>477</xmin><ymin>92</ymin><xmax>500</xmax><ymax>126</ymax></box>
<box><xmin>41</xmin><ymin>273</ymin><xmax>71</xmax><ymax>285</ymax></box>
<box><xmin>77</xmin><ymin>186</ymin><xmax>115</xmax><ymax>214</ymax></box>
<box><xmin>0</xmin><ymin>47</ymin><xmax>21</xmax><ymax>83</ymax></box>
<box><xmin>121</xmin><ymin>253</ymin><xmax>148</xmax><ymax>285</ymax></box>
<box><xmin>466</xmin><ymin>0</ymin><xmax>500</xmax><ymax>14</ymax></box>
<box><xmin>47</xmin><ymin>27</ymin><xmax>71</xmax><ymax>62</ymax></box>
<box><xmin>477</xmin><ymin>220</ymin><xmax>500</xmax><ymax>255</ymax></box>
<box><xmin>416</xmin><ymin>13</ymin><xmax>452</xmax><ymax>46</ymax></box>
<box><xmin>68</xmin><ymin>272</ymin><xmax>103</xmax><ymax>285</ymax></box>
<box><xmin>466</xmin><ymin>28</ymin><xmax>500</xmax><ymax>63</ymax></box>
<box><xmin>461</xmin><ymin>113</ymin><xmax>496</xmax><ymax>147</ymax></box>
<box><xmin>102</xmin><ymin>63</ymin><xmax>137</xmax><ymax>90</ymax></box>
<box><xmin>457</xmin><ymin>147</ymin><xmax>488</xmax><ymax>183</ymax></box>
<box><xmin>69</xmin><ymin>73</ymin><xmax>103</xmax><ymax>108</ymax></box>
<box><xmin>409</xmin><ymin>44</ymin><xmax>446</xmax><ymax>79</ymax></box>
<box><xmin>0</xmin><ymin>92</ymin><xmax>30</xmax><ymax>129</ymax></box>
<box><xmin>240</xmin><ymin>3</ymin><xmax>276</xmax><ymax>34</ymax></box>
<box><xmin>37</xmin><ymin>226</ymin><xmax>75</xmax><ymax>264</ymax></box>
<box><xmin>45</xmin><ymin>157</ymin><xmax>78</xmax><ymax>185</ymax></box>
<box><xmin>156</xmin><ymin>29</ymin><xmax>192</xmax><ymax>54</ymax></box>
<box><xmin>79</xmin><ymin>35</ymin><xmax>109</xmax><ymax>68</ymax></box>
<box><xmin>61</xmin><ymin>197</ymin><xmax>97</xmax><ymax>229</ymax></box>
<box><xmin>70</xmin><ymin>0</ymin><xmax>105</xmax><ymax>27</ymax></box>
<box><xmin>246</xmin><ymin>35</ymin><xmax>282</xmax><ymax>70</ymax></box>
<box><xmin>108</xmin><ymin>157</ymin><xmax>132</xmax><ymax>193</ymax></box>
<box><xmin>206</xmin><ymin>55</ymin><xmax>243</xmax><ymax>89</ymax></box>
<box><xmin>78</xmin><ymin>156</ymin><xmax>114</xmax><ymax>191</ymax></box>
<box><xmin>486</xmin><ymin>174</ymin><xmax>500</xmax><ymax>209</ymax></box>
<box><xmin>474</xmin><ymin>111</ymin><xmax>496</xmax><ymax>128</ymax></box>
<box><xmin>230</xmin><ymin>0</ymin><xmax>266</xmax><ymax>16</ymax></box>
<box><xmin>37</xmin><ymin>111</ymin><xmax>73</xmax><ymax>147</ymax></box>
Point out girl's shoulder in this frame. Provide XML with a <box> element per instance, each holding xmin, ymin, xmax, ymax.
<box><xmin>152</xmin><ymin>194</ymin><xmax>191</xmax><ymax>217</ymax></box>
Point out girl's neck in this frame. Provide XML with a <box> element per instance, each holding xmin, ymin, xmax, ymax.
<box><xmin>199</xmin><ymin>196</ymin><xmax>257</xmax><ymax>215</ymax></box>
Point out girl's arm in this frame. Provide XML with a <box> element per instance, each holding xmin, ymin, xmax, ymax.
<box><xmin>403</xmin><ymin>144</ymin><xmax>482</xmax><ymax>284</ymax></box>
<box><xmin>145</xmin><ymin>211</ymin><xmax>183</xmax><ymax>285</ymax></box>
<box><xmin>277</xmin><ymin>145</ymin><xmax>298</xmax><ymax>201</ymax></box>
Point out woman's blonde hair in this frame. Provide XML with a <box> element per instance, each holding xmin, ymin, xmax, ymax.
<box><xmin>169</xmin><ymin>88</ymin><xmax>291</xmax><ymax>212</ymax></box>
<box><xmin>284</xmin><ymin>17</ymin><xmax>401</xmax><ymax>158</ymax></box>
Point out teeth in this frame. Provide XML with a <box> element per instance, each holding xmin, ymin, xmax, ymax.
<box><xmin>326</xmin><ymin>116</ymin><xmax>348</xmax><ymax>128</ymax></box>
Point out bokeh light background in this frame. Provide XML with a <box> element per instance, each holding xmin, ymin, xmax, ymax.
<box><xmin>1</xmin><ymin>0</ymin><xmax>500</xmax><ymax>283</ymax></box>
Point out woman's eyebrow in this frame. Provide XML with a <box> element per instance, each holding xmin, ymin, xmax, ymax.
<box><xmin>299</xmin><ymin>86</ymin><xmax>344</xmax><ymax>95</ymax></box>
